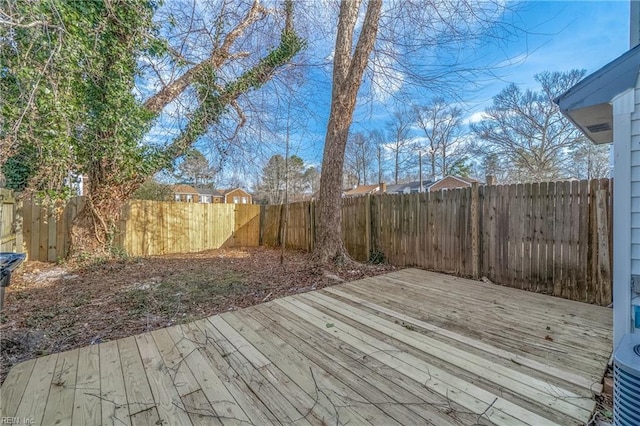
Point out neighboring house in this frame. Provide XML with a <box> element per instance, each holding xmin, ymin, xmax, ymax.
<box><xmin>429</xmin><ymin>176</ymin><xmax>480</xmax><ymax>192</ymax></box>
<box><xmin>386</xmin><ymin>180</ymin><xmax>434</xmax><ymax>194</ymax></box>
<box><xmin>171</xmin><ymin>186</ymin><xmax>253</xmax><ymax>204</ymax></box>
<box><xmin>172</xmin><ymin>184</ymin><xmax>200</xmax><ymax>202</ymax></box>
<box><xmin>343</xmin><ymin>177</ymin><xmax>480</xmax><ymax>197</ymax></box>
<box><xmin>65</xmin><ymin>173</ymin><xmax>89</xmax><ymax>196</ymax></box>
<box><xmin>223</xmin><ymin>188</ymin><xmax>252</xmax><ymax>204</ymax></box>
<box><xmin>195</xmin><ymin>187</ymin><xmax>224</xmax><ymax>204</ymax></box>
<box><xmin>343</xmin><ymin>183</ymin><xmax>387</xmax><ymax>197</ymax></box>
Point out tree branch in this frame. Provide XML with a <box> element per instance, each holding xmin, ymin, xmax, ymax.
<box><xmin>155</xmin><ymin>24</ymin><xmax>304</xmax><ymax>169</ymax></box>
<box><xmin>343</xmin><ymin>0</ymin><xmax>382</xmax><ymax>93</ymax></box>
<box><xmin>143</xmin><ymin>0</ymin><xmax>267</xmax><ymax>115</ymax></box>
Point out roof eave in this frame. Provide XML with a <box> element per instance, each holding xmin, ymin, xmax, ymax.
<box><xmin>554</xmin><ymin>45</ymin><xmax>640</xmax><ymax>144</ymax></box>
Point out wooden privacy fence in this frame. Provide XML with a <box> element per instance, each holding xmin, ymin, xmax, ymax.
<box><xmin>263</xmin><ymin>179</ymin><xmax>613</xmax><ymax>305</ymax></box>
<box><xmin>13</xmin><ymin>178</ymin><xmax>613</xmax><ymax>304</ymax></box>
<box><xmin>22</xmin><ymin>198</ymin><xmax>261</xmax><ymax>261</ymax></box>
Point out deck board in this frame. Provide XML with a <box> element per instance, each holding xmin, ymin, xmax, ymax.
<box><xmin>1</xmin><ymin>269</ymin><xmax>612</xmax><ymax>425</ymax></box>
<box><xmin>303</xmin><ymin>291</ymin><xmax>593</xmax><ymax>418</ymax></box>
<box><xmin>99</xmin><ymin>341</ymin><xmax>131</xmax><ymax>426</ymax></box>
<box><xmin>71</xmin><ymin>345</ymin><xmax>101</xmax><ymax>425</ymax></box>
<box><xmin>15</xmin><ymin>353</ymin><xmax>58</xmax><ymax>425</ymax></box>
<box><xmin>1</xmin><ymin>358</ymin><xmax>36</xmax><ymax>419</ymax></box>
<box><xmin>42</xmin><ymin>348</ymin><xmax>79</xmax><ymax>426</ymax></box>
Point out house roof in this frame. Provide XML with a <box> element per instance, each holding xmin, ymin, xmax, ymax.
<box><xmin>454</xmin><ymin>176</ymin><xmax>480</xmax><ymax>184</ymax></box>
<box><xmin>223</xmin><ymin>187</ymin><xmax>250</xmax><ymax>195</ymax></box>
<box><xmin>555</xmin><ymin>44</ymin><xmax>640</xmax><ymax>144</ymax></box>
<box><xmin>386</xmin><ymin>180</ymin><xmax>434</xmax><ymax>194</ymax></box>
<box><xmin>172</xmin><ymin>184</ymin><xmax>199</xmax><ymax>194</ymax></box>
<box><xmin>195</xmin><ymin>187</ymin><xmax>224</xmax><ymax>197</ymax></box>
<box><xmin>343</xmin><ymin>184</ymin><xmax>380</xmax><ymax>196</ymax></box>
<box><xmin>436</xmin><ymin>176</ymin><xmax>479</xmax><ymax>186</ymax></box>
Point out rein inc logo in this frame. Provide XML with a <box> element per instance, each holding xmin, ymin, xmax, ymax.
<box><xmin>0</xmin><ymin>419</ymin><xmax>34</xmax><ymax>424</ymax></box>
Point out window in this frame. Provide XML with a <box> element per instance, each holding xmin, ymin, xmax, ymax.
<box><xmin>174</xmin><ymin>194</ymin><xmax>181</xmax><ymax>202</ymax></box>
<box><xmin>233</xmin><ymin>196</ymin><xmax>240</xmax><ymax>203</ymax></box>
<box><xmin>241</xmin><ymin>197</ymin><xmax>248</xmax><ymax>204</ymax></box>
<box><xmin>201</xmin><ymin>195</ymin><xmax>209</xmax><ymax>203</ymax></box>
<box><xmin>186</xmin><ymin>194</ymin><xmax>193</xmax><ymax>202</ymax></box>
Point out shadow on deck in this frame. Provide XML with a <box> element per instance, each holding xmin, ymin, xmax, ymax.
<box><xmin>0</xmin><ymin>269</ymin><xmax>612</xmax><ymax>425</ymax></box>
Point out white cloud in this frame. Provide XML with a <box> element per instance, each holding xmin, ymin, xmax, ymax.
<box><xmin>463</xmin><ymin>111</ymin><xmax>489</xmax><ymax>125</ymax></box>
<box><xmin>370</xmin><ymin>43</ymin><xmax>405</xmax><ymax>103</ymax></box>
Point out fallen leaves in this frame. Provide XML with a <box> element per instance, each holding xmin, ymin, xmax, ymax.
<box><xmin>0</xmin><ymin>247</ymin><xmax>396</xmax><ymax>384</ymax></box>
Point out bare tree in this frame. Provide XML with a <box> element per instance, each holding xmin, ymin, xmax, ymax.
<box><xmin>414</xmin><ymin>98</ymin><xmax>469</xmax><ymax>179</ymax></box>
<box><xmin>314</xmin><ymin>0</ymin><xmax>382</xmax><ymax>263</ymax></box>
<box><xmin>369</xmin><ymin>129</ymin><xmax>387</xmax><ymax>184</ymax></box>
<box><xmin>567</xmin><ymin>140</ymin><xmax>611</xmax><ymax>180</ymax></box>
<box><xmin>387</xmin><ymin>108</ymin><xmax>416</xmax><ymax>184</ymax></box>
<box><xmin>345</xmin><ymin>132</ymin><xmax>376</xmax><ymax>185</ymax></box>
<box><xmin>472</xmin><ymin>70</ymin><xmax>587</xmax><ymax>182</ymax></box>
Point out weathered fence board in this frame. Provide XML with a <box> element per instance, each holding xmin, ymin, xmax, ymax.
<box><xmin>262</xmin><ymin>178</ymin><xmax>613</xmax><ymax>305</ymax></box>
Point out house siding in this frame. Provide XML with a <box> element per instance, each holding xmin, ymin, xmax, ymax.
<box><xmin>630</xmin><ymin>76</ymin><xmax>640</xmax><ymax>276</ymax></box>
<box><xmin>225</xmin><ymin>188</ymin><xmax>252</xmax><ymax>204</ymax></box>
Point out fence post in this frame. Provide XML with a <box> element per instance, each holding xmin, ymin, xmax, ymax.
<box><xmin>259</xmin><ymin>204</ymin><xmax>265</xmax><ymax>247</ymax></box>
<box><xmin>365</xmin><ymin>194</ymin><xmax>371</xmax><ymax>260</ymax></box>
<box><xmin>471</xmin><ymin>183</ymin><xmax>480</xmax><ymax>278</ymax></box>
<box><xmin>596</xmin><ymin>183</ymin><xmax>612</xmax><ymax>305</ymax></box>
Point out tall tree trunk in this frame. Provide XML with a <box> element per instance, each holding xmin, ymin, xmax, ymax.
<box><xmin>69</xmin><ymin>168</ymin><xmax>140</xmax><ymax>258</ymax></box>
<box><xmin>314</xmin><ymin>0</ymin><xmax>382</xmax><ymax>263</ymax></box>
<box><xmin>377</xmin><ymin>145</ymin><xmax>382</xmax><ymax>184</ymax></box>
<box><xmin>395</xmin><ymin>152</ymin><xmax>399</xmax><ymax>184</ymax></box>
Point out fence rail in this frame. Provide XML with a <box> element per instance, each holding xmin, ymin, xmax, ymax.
<box><xmin>5</xmin><ymin>178</ymin><xmax>613</xmax><ymax>305</ymax></box>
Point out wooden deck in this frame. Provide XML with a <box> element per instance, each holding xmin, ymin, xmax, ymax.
<box><xmin>1</xmin><ymin>269</ymin><xmax>612</xmax><ymax>426</ymax></box>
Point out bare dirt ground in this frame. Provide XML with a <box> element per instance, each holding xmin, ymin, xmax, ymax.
<box><xmin>0</xmin><ymin>247</ymin><xmax>396</xmax><ymax>384</ymax></box>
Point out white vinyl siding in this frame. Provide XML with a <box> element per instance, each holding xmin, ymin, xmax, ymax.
<box><xmin>613</xmin><ymin>75</ymin><xmax>638</xmax><ymax>346</ymax></box>
<box><xmin>630</xmin><ymin>79</ymin><xmax>640</xmax><ymax>276</ymax></box>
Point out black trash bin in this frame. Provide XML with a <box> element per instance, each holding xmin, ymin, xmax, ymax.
<box><xmin>1</xmin><ymin>253</ymin><xmax>26</xmax><ymax>311</ymax></box>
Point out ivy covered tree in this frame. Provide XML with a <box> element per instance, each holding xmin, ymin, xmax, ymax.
<box><xmin>0</xmin><ymin>0</ymin><xmax>304</xmax><ymax>256</ymax></box>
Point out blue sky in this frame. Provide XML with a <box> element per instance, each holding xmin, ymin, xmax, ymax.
<box><xmin>280</xmin><ymin>1</ymin><xmax>631</xmax><ymax>169</ymax></box>
<box><xmin>161</xmin><ymin>0</ymin><xmax>631</xmax><ymax>187</ymax></box>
